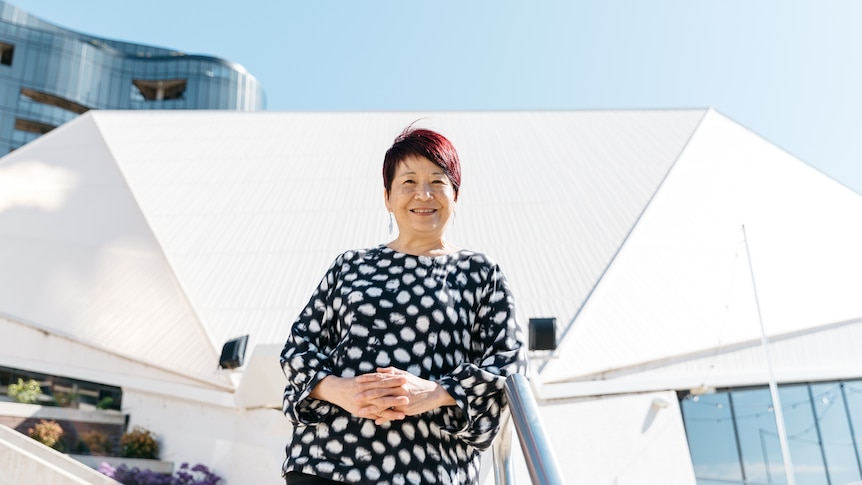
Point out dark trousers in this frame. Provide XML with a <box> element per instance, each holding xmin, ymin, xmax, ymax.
<box><xmin>284</xmin><ymin>471</ymin><xmax>345</xmax><ymax>485</ymax></box>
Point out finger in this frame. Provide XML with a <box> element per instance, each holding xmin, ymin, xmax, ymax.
<box><xmin>369</xmin><ymin>401</ymin><xmax>409</xmax><ymax>420</ymax></box>
<box><xmin>356</xmin><ymin>406</ymin><xmax>407</xmax><ymax>424</ymax></box>
<box><xmin>355</xmin><ymin>373</ymin><xmax>407</xmax><ymax>385</ymax></box>
<box><xmin>374</xmin><ymin>414</ymin><xmax>397</xmax><ymax>425</ymax></box>
<box><xmin>374</xmin><ymin>414</ymin><xmax>405</xmax><ymax>425</ymax></box>
<box><xmin>356</xmin><ymin>389</ymin><xmax>410</xmax><ymax>410</ymax></box>
<box><xmin>356</xmin><ymin>394</ymin><xmax>409</xmax><ymax>413</ymax></box>
<box><xmin>355</xmin><ymin>404</ymin><xmax>387</xmax><ymax>420</ymax></box>
<box><xmin>355</xmin><ymin>391</ymin><xmax>401</xmax><ymax>407</ymax></box>
<box><xmin>375</xmin><ymin>408</ymin><xmax>406</xmax><ymax>424</ymax></box>
<box><xmin>354</xmin><ymin>372</ymin><xmax>386</xmax><ymax>383</ymax></box>
<box><xmin>355</xmin><ymin>377</ymin><xmax>408</xmax><ymax>394</ymax></box>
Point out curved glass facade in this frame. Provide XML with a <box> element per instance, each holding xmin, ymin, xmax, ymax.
<box><xmin>681</xmin><ymin>379</ymin><xmax>862</xmax><ymax>485</ymax></box>
<box><xmin>0</xmin><ymin>2</ymin><xmax>265</xmax><ymax>153</ymax></box>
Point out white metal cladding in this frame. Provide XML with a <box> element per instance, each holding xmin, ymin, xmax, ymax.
<box><xmin>0</xmin><ymin>115</ymin><xmax>222</xmax><ymax>384</ymax></box>
<box><xmin>540</xmin><ymin>110</ymin><xmax>862</xmax><ymax>386</ymax></box>
<box><xmin>539</xmin><ymin>317</ymin><xmax>862</xmax><ymax>401</ymax></box>
<box><xmin>95</xmin><ymin>109</ymin><xmax>705</xmax><ymax>383</ymax></box>
<box><xmin>22</xmin><ymin>108</ymin><xmax>846</xmax><ymax>392</ymax></box>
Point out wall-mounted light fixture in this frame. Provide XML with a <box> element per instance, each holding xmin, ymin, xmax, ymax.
<box><xmin>528</xmin><ymin>317</ymin><xmax>556</xmax><ymax>351</ymax></box>
<box><xmin>219</xmin><ymin>335</ymin><xmax>249</xmax><ymax>370</ymax></box>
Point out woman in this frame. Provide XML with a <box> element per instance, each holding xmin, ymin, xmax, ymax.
<box><xmin>280</xmin><ymin>125</ymin><xmax>525</xmax><ymax>485</ymax></box>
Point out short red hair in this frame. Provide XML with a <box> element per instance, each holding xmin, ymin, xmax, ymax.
<box><xmin>382</xmin><ymin>126</ymin><xmax>461</xmax><ymax>195</ymax></box>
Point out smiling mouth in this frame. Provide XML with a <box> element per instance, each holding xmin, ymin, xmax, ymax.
<box><xmin>411</xmin><ymin>209</ymin><xmax>436</xmax><ymax>214</ymax></box>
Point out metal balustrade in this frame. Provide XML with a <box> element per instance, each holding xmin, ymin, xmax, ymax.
<box><xmin>492</xmin><ymin>373</ymin><xmax>566</xmax><ymax>485</ymax></box>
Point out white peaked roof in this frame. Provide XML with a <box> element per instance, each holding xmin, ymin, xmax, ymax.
<box><xmin>1</xmin><ymin>109</ymin><xmax>859</xmax><ymax>401</ymax></box>
<box><xmin>540</xmin><ymin>111</ymin><xmax>862</xmax><ymax>393</ymax></box>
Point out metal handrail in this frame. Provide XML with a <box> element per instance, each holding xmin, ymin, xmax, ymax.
<box><xmin>492</xmin><ymin>406</ymin><xmax>515</xmax><ymax>484</ymax></box>
<box><xmin>492</xmin><ymin>373</ymin><xmax>566</xmax><ymax>485</ymax></box>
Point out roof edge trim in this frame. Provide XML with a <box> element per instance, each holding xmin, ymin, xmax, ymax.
<box><xmin>0</xmin><ymin>311</ymin><xmax>234</xmax><ymax>392</ymax></box>
<box><xmin>544</xmin><ymin>314</ymin><xmax>862</xmax><ymax>385</ymax></box>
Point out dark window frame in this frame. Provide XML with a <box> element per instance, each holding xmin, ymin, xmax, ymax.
<box><xmin>0</xmin><ymin>42</ymin><xmax>14</xmax><ymax>66</ymax></box>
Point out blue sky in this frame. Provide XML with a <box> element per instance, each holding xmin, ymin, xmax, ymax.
<box><xmin>9</xmin><ymin>0</ymin><xmax>862</xmax><ymax>194</ymax></box>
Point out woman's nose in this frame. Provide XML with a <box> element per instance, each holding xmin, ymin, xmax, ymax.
<box><xmin>414</xmin><ymin>183</ymin><xmax>433</xmax><ymax>199</ymax></box>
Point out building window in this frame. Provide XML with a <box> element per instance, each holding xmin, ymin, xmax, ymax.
<box><xmin>132</xmin><ymin>78</ymin><xmax>187</xmax><ymax>101</ymax></box>
<box><xmin>680</xmin><ymin>380</ymin><xmax>862</xmax><ymax>485</ymax></box>
<box><xmin>15</xmin><ymin>118</ymin><xmax>57</xmax><ymax>134</ymax></box>
<box><xmin>0</xmin><ymin>366</ymin><xmax>122</xmax><ymax>410</ymax></box>
<box><xmin>20</xmin><ymin>88</ymin><xmax>90</xmax><ymax>114</ymax></box>
<box><xmin>0</xmin><ymin>42</ymin><xmax>13</xmax><ymax>66</ymax></box>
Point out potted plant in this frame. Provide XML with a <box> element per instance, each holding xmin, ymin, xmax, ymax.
<box><xmin>78</xmin><ymin>429</ymin><xmax>113</xmax><ymax>455</ymax></box>
<box><xmin>28</xmin><ymin>419</ymin><xmax>64</xmax><ymax>450</ymax></box>
<box><xmin>120</xmin><ymin>425</ymin><xmax>159</xmax><ymax>459</ymax></box>
<box><xmin>8</xmin><ymin>378</ymin><xmax>42</xmax><ymax>404</ymax></box>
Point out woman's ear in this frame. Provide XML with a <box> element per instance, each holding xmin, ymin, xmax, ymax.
<box><xmin>383</xmin><ymin>189</ymin><xmax>391</xmax><ymax>211</ymax></box>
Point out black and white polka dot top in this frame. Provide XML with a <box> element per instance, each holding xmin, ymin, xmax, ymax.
<box><xmin>281</xmin><ymin>244</ymin><xmax>525</xmax><ymax>484</ymax></box>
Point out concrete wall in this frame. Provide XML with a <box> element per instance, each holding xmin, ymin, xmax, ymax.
<box><xmin>121</xmin><ymin>389</ymin><xmax>292</xmax><ymax>485</ymax></box>
<box><xmin>119</xmin><ymin>390</ymin><xmax>696</xmax><ymax>484</ymax></box>
<box><xmin>1</xmin><ymin>377</ymin><xmax>697</xmax><ymax>484</ymax></box>
<box><xmin>534</xmin><ymin>390</ymin><xmax>697</xmax><ymax>484</ymax></box>
<box><xmin>120</xmin><ymin>389</ymin><xmax>541</xmax><ymax>485</ymax></box>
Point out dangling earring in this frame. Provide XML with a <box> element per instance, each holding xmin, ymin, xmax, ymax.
<box><xmin>388</xmin><ymin>212</ymin><xmax>393</xmax><ymax>235</ymax></box>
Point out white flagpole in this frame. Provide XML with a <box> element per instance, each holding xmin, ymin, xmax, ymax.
<box><xmin>742</xmin><ymin>224</ymin><xmax>796</xmax><ymax>485</ymax></box>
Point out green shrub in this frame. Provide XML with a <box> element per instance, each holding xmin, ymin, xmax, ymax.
<box><xmin>96</xmin><ymin>396</ymin><xmax>114</xmax><ymax>410</ymax></box>
<box><xmin>52</xmin><ymin>389</ymin><xmax>79</xmax><ymax>408</ymax></box>
<box><xmin>120</xmin><ymin>426</ymin><xmax>159</xmax><ymax>459</ymax></box>
<box><xmin>8</xmin><ymin>378</ymin><xmax>41</xmax><ymax>404</ymax></box>
<box><xmin>28</xmin><ymin>419</ymin><xmax>64</xmax><ymax>449</ymax></box>
<box><xmin>79</xmin><ymin>429</ymin><xmax>113</xmax><ymax>455</ymax></box>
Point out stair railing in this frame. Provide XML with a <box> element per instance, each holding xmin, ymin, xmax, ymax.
<box><xmin>492</xmin><ymin>373</ymin><xmax>566</xmax><ymax>485</ymax></box>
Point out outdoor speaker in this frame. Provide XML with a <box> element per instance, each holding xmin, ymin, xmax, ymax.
<box><xmin>529</xmin><ymin>318</ymin><xmax>556</xmax><ymax>351</ymax></box>
<box><xmin>219</xmin><ymin>335</ymin><xmax>249</xmax><ymax>369</ymax></box>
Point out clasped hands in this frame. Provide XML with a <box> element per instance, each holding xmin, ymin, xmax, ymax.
<box><xmin>310</xmin><ymin>367</ymin><xmax>456</xmax><ymax>425</ymax></box>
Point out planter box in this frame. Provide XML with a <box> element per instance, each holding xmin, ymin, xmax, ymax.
<box><xmin>0</xmin><ymin>402</ymin><xmax>172</xmax><ymax>474</ymax></box>
<box><xmin>0</xmin><ymin>401</ymin><xmax>124</xmax><ymax>425</ymax></box>
<box><xmin>0</xmin><ymin>401</ymin><xmax>126</xmax><ymax>455</ymax></box>
<box><xmin>70</xmin><ymin>454</ymin><xmax>174</xmax><ymax>474</ymax></box>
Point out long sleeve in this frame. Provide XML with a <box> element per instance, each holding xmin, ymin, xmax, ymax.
<box><xmin>280</xmin><ymin>258</ymin><xmax>340</xmax><ymax>425</ymax></box>
<box><xmin>281</xmin><ymin>247</ymin><xmax>526</xmax><ymax>484</ymax></box>
<box><xmin>437</xmin><ymin>261</ymin><xmax>526</xmax><ymax>450</ymax></box>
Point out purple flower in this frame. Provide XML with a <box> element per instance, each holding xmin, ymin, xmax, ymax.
<box><xmin>98</xmin><ymin>462</ymin><xmax>116</xmax><ymax>478</ymax></box>
<box><xmin>99</xmin><ymin>462</ymin><xmax>222</xmax><ymax>485</ymax></box>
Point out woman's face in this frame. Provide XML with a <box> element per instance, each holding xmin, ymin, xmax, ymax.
<box><xmin>385</xmin><ymin>155</ymin><xmax>458</xmax><ymax>239</ymax></box>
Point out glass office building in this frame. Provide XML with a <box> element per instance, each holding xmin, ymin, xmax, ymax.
<box><xmin>681</xmin><ymin>379</ymin><xmax>862</xmax><ymax>485</ymax></box>
<box><xmin>0</xmin><ymin>2</ymin><xmax>265</xmax><ymax>153</ymax></box>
